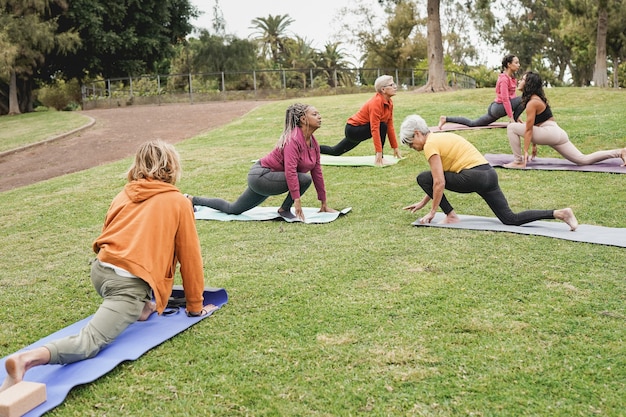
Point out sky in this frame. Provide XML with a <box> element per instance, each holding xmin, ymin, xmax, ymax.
<box><xmin>189</xmin><ymin>0</ymin><xmax>382</xmax><ymax>64</ymax></box>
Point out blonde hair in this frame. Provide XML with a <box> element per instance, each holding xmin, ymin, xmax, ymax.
<box><xmin>374</xmin><ymin>75</ymin><xmax>394</xmax><ymax>93</ymax></box>
<box><xmin>127</xmin><ymin>139</ymin><xmax>181</xmax><ymax>185</ymax></box>
<box><xmin>276</xmin><ymin>103</ymin><xmax>311</xmax><ymax>148</ymax></box>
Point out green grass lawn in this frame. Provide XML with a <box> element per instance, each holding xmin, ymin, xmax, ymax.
<box><xmin>1</xmin><ymin>88</ymin><xmax>625</xmax><ymax>416</ymax></box>
<box><xmin>0</xmin><ymin>111</ymin><xmax>91</xmax><ymax>153</ymax></box>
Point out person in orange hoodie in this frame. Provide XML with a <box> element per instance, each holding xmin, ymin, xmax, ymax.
<box><xmin>0</xmin><ymin>140</ymin><xmax>213</xmax><ymax>393</ymax></box>
<box><xmin>319</xmin><ymin>74</ymin><xmax>402</xmax><ymax>166</ymax></box>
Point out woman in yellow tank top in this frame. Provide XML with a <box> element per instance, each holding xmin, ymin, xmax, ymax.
<box><xmin>399</xmin><ymin>114</ymin><xmax>578</xmax><ymax>230</ymax></box>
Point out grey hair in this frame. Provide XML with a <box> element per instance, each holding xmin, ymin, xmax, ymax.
<box><xmin>276</xmin><ymin>103</ymin><xmax>311</xmax><ymax>148</ymax></box>
<box><xmin>374</xmin><ymin>75</ymin><xmax>394</xmax><ymax>93</ymax></box>
<box><xmin>400</xmin><ymin>115</ymin><xmax>430</xmax><ymax>145</ymax></box>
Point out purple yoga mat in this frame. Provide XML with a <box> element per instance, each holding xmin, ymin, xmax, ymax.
<box><xmin>0</xmin><ymin>287</ymin><xmax>228</xmax><ymax>417</ymax></box>
<box><xmin>430</xmin><ymin>122</ymin><xmax>508</xmax><ymax>132</ymax></box>
<box><xmin>485</xmin><ymin>153</ymin><xmax>626</xmax><ymax>174</ymax></box>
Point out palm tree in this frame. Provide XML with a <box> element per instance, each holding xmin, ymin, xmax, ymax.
<box><xmin>317</xmin><ymin>42</ymin><xmax>354</xmax><ymax>87</ymax></box>
<box><xmin>250</xmin><ymin>14</ymin><xmax>294</xmax><ymax>67</ymax></box>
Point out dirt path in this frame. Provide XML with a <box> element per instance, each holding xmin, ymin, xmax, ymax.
<box><xmin>0</xmin><ymin>101</ymin><xmax>264</xmax><ymax>192</ymax></box>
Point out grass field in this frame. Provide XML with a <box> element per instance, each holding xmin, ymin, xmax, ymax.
<box><xmin>1</xmin><ymin>87</ymin><xmax>625</xmax><ymax>416</ymax></box>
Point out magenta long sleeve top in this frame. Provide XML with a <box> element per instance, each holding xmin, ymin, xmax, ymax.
<box><xmin>259</xmin><ymin>127</ymin><xmax>327</xmax><ymax>202</ymax></box>
<box><xmin>494</xmin><ymin>73</ymin><xmax>518</xmax><ymax>119</ymax></box>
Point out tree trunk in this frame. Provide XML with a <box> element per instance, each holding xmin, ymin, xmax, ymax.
<box><xmin>416</xmin><ymin>0</ymin><xmax>449</xmax><ymax>93</ymax></box>
<box><xmin>592</xmin><ymin>5</ymin><xmax>608</xmax><ymax>87</ymax></box>
<box><xmin>8</xmin><ymin>68</ymin><xmax>21</xmax><ymax>115</ymax></box>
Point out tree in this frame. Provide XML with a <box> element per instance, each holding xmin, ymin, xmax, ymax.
<box><xmin>339</xmin><ymin>0</ymin><xmax>425</xmax><ymax>70</ymax></box>
<box><xmin>316</xmin><ymin>42</ymin><xmax>354</xmax><ymax>87</ymax></box>
<box><xmin>418</xmin><ymin>0</ymin><xmax>449</xmax><ymax>92</ymax></box>
<box><xmin>46</xmin><ymin>0</ymin><xmax>198</xmax><ymax>80</ymax></box>
<box><xmin>606</xmin><ymin>0</ymin><xmax>626</xmax><ymax>87</ymax></box>
<box><xmin>0</xmin><ymin>0</ymin><xmax>80</xmax><ymax>115</ymax></box>
<box><xmin>250</xmin><ymin>14</ymin><xmax>294</xmax><ymax>68</ymax></box>
<box><xmin>592</xmin><ymin>0</ymin><xmax>609</xmax><ymax>87</ymax></box>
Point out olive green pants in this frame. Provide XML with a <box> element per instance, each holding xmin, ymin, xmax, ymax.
<box><xmin>45</xmin><ymin>260</ymin><xmax>152</xmax><ymax>364</ymax></box>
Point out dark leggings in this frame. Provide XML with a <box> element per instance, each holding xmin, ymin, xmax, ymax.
<box><xmin>192</xmin><ymin>162</ymin><xmax>312</xmax><ymax>214</ymax></box>
<box><xmin>416</xmin><ymin>164</ymin><xmax>554</xmax><ymax>226</ymax></box>
<box><xmin>445</xmin><ymin>97</ymin><xmax>523</xmax><ymax>127</ymax></box>
<box><xmin>320</xmin><ymin>123</ymin><xmax>387</xmax><ymax>155</ymax></box>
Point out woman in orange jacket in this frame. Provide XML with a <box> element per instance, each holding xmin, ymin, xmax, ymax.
<box><xmin>320</xmin><ymin>74</ymin><xmax>402</xmax><ymax>166</ymax></box>
<box><xmin>0</xmin><ymin>140</ymin><xmax>213</xmax><ymax>393</ymax></box>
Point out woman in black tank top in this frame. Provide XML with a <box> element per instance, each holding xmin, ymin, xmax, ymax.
<box><xmin>504</xmin><ymin>71</ymin><xmax>626</xmax><ymax>168</ymax></box>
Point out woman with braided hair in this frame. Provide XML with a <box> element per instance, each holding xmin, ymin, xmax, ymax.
<box><xmin>187</xmin><ymin>103</ymin><xmax>336</xmax><ymax>222</ymax></box>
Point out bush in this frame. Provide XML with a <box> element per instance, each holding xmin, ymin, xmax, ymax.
<box><xmin>37</xmin><ymin>78</ymin><xmax>82</xmax><ymax>111</ymax></box>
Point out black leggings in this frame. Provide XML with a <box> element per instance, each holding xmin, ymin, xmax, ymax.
<box><xmin>416</xmin><ymin>164</ymin><xmax>554</xmax><ymax>226</ymax></box>
<box><xmin>445</xmin><ymin>97</ymin><xmax>523</xmax><ymax>127</ymax></box>
<box><xmin>320</xmin><ymin>122</ymin><xmax>387</xmax><ymax>155</ymax></box>
<box><xmin>192</xmin><ymin>162</ymin><xmax>312</xmax><ymax>214</ymax></box>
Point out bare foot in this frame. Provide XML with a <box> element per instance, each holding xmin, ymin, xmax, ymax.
<box><xmin>440</xmin><ymin>212</ymin><xmax>460</xmax><ymax>224</ymax></box>
<box><xmin>0</xmin><ymin>356</ymin><xmax>20</xmax><ymax>393</ymax></box>
<box><xmin>503</xmin><ymin>161</ymin><xmax>526</xmax><ymax>169</ymax></box>
<box><xmin>438</xmin><ymin>116</ymin><xmax>447</xmax><ymax>130</ymax></box>
<box><xmin>138</xmin><ymin>301</ymin><xmax>156</xmax><ymax>321</ymax></box>
<box><xmin>555</xmin><ymin>208</ymin><xmax>578</xmax><ymax>231</ymax></box>
<box><xmin>0</xmin><ymin>348</ymin><xmax>50</xmax><ymax>393</ymax></box>
<box><xmin>620</xmin><ymin>147</ymin><xmax>626</xmax><ymax>166</ymax></box>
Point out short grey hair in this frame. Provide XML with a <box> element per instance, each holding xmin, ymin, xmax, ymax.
<box><xmin>374</xmin><ymin>75</ymin><xmax>394</xmax><ymax>93</ymax></box>
<box><xmin>400</xmin><ymin>115</ymin><xmax>430</xmax><ymax>145</ymax></box>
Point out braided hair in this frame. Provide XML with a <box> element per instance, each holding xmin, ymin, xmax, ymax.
<box><xmin>276</xmin><ymin>103</ymin><xmax>311</xmax><ymax>148</ymax></box>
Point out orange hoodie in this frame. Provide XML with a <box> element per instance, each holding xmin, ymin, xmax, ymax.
<box><xmin>347</xmin><ymin>92</ymin><xmax>398</xmax><ymax>153</ymax></box>
<box><xmin>93</xmin><ymin>179</ymin><xmax>205</xmax><ymax>314</ymax></box>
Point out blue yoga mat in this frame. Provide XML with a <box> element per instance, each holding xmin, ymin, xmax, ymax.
<box><xmin>0</xmin><ymin>287</ymin><xmax>228</xmax><ymax>417</ymax></box>
<box><xmin>412</xmin><ymin>213</ymin><xmax>626</xmax><ymax>248</ymax></box>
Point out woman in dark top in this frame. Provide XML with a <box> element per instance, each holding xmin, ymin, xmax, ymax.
<box><xmin>505</xmin><ymin>71</ymin><xmax>626</xmax><ymax>168</ymax></box>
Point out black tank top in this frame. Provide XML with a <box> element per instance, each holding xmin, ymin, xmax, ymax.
<box><xmin>534</xmin><ymin>104</ymin><xmax>553</xmax><ymax>125</ymax></box>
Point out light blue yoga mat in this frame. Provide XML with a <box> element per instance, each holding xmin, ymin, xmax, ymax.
<box><xmin>319</xmin><ymin>155</ymin><xmax>403</xmax><ymax>167</ymax></box>
<box><xmin>0</xmin><ymin>287</ymin><xmax>228</xmax><ymax>417</ymax></box>
<box><xmin>194</xmin><ymin>206</ymin><xmax>352</xmax><ymax>223</ymax></box>
<box><xmin>412</xmin><ymin>213</ymin><xmax>626</xmax><ymax>248</ymax></box>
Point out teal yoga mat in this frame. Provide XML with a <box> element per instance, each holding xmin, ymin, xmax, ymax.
<box><xmin>0</xmin><ymin>286</ymin><xmax>227</xmax><ymax>417</ymax></box>
<box><xmin>412</xmin><ymin>213</ymin><xmax>626</xmax><ymax>248</ymax></box>
<box><xmin>194</xmin><ymin>206</ymin><xmax>352</xmax><ymax>223</ymax></box>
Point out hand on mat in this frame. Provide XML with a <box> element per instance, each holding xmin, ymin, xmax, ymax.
<box><xmin>294</xmin><ymin>199</ymin><xmax>305</xmax><ymax>221</ymax></box>
<box><xmin>319</xmin><ymin>202</ymin><xmax>338</xmax><ymax>214</ymax></box>
<box><xmin>374</xmin><ymin>152</ymin><xmax>384</xmax><ymax>167</ymax></box>
<box><xmin>418</xmin><ymin>211</ymin><xmax>436</xmax><ymax>224</ymax></box>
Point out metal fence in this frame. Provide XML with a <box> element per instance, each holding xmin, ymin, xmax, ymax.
<box><xmin>81</xmin><ymin>68</ymin><xmax>476</xmax><ymax>109</ymax></box>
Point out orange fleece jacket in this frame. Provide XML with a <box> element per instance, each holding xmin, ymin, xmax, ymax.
<box><xmin>93</xmin><ymin>179</ymin><xmax>205</xmax><ymax>314</ymax></box>
<box><xmin>347</xmin><ymin>92</ymin><xmax>398</xmax><ymax>153</ymax></box>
